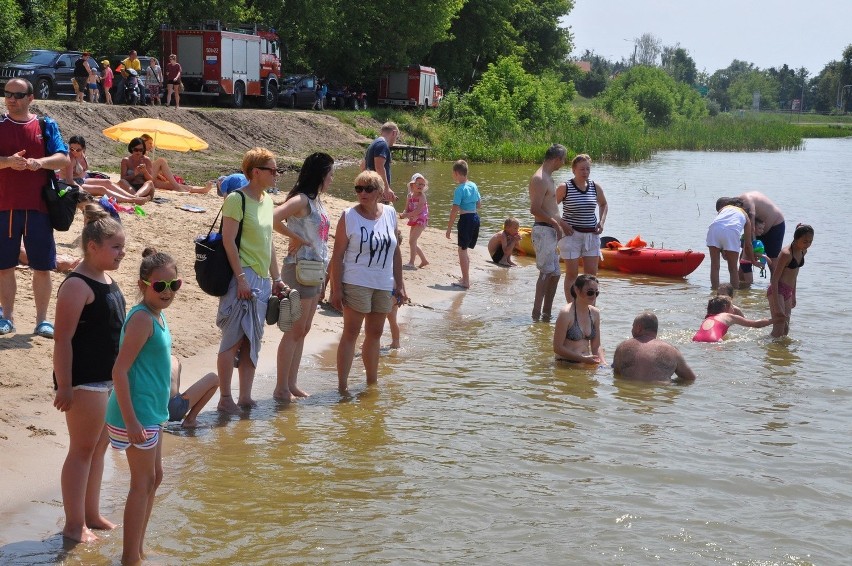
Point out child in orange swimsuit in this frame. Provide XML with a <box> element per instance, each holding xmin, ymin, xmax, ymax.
<box><xmin>693</xmin><ymin>296</ymin><xmax>781</xmax><ymax>342</ymax></box>
<box><xmin>768</xmin><ymin>224</ymin><xmax>814</xmax><ymax>337</ymax></box>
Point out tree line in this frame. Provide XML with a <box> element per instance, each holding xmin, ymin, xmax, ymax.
<box><xmin>576</xmin><ymin>33</ymin><xmax>852</xmax><ymax>114</ymax></box>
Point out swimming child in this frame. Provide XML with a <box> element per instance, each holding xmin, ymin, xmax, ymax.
<box><xmin>768</xmin><ymin>223</ymin><xmax>814</xmax><ymax>337</ymax></box>
<box><xmin>167</xmin><ymin>356</ymin><xmax>218</xmax><ymax>428</ymax></box>
<box><xmin>705</xmin><ymin>197</ymin><xmax>755</xmax><ymax>289</ymax></box>
<box><xmin>692</xmin><ymin>296</ymin><xmax>781</xmax><ymax>342</ymax></box>
<box><xmin>487</xmin><ymin>217</ymin><xmax>522</xmax><ymax>267</ymax></box>
<box><xmin>53</xmin><ymin>204</ymin><xmax>125</xmax><ymax>543</ymax></box>
<box><xmin>106</xmin><ymin>248</ymin><xmax>179</xmax><ymax>565</ymax></box>
<box><xmin>715</xmin><ymin>283</ymin><xmax>744</xmax><ymax>316</ymax></box>
<box><xmin>399</xmin><ymin>172</ymin><xmax>430</xmax><ymax>268</ymax></box>
<box><xmin>445</xmin><ymin>160</ymin><xmax>481</xmax><ymax>289</ymax></box>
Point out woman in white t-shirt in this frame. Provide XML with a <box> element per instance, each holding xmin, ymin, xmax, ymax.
<box><xmin>330</xmin><ymin>170</ymin><xmax>406</xmax><ymax>394</ymax></box>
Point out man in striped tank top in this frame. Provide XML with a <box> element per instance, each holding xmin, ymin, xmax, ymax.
<box><xmin>556</xmin><ymin>154</ymin><xmax>608</xmax><ymax>302</ymax></box>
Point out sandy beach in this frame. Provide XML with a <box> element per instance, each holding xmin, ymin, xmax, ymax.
<box><xmin>0</xmin><ymin>182</ymin><xmax>482</xmax><ymax>520</ymax></box>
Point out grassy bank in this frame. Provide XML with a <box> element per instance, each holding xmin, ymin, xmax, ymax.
<box><xmin>334</xmin><ymin>107</ymin><xmax>851</xmax><ymax>163</ymax></box>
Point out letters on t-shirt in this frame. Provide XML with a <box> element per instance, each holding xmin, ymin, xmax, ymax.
<box><xmin>354</xmin><ymin>225</ymin><xmax>393</xmax><ymax>268</ymax></box>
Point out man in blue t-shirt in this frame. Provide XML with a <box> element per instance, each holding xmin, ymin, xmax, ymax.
<box><xmin>363</xmin><ymin>121</ymin><xmax>399</xmax><ymax>202</ymax></box>
<box><xmin>0</xmin><ymin>78</ymin><xmax>70</xmax><ymax>337</ymax></box>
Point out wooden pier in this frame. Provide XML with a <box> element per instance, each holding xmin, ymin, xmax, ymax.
<box><xmin>390</xmin><ymin>144</ymin><xmax>430</xmax><ymax>162</ymax></box>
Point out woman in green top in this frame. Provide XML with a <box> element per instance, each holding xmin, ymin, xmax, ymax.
<box><xmin>216</xmin><ymin>147</ymin><xmax>285</xmax><ymax>415</ymax></box>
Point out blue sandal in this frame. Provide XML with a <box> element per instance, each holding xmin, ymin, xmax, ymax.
<box><xmin>34</xmin><ymin>321</ymin><xmax>54</xmax><ymax>339</ymax></box>
<box><xmin>0</xmin><ymin>318</ymin><xmax>15</xmax><ymax>335</ymax></box>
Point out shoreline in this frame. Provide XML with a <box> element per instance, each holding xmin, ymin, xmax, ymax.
<box><xmin>0</xmin><ymin>186</ymin><xmax>479</xmax><ymax>527</ymax></box>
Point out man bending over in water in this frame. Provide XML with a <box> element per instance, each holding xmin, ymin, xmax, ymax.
<box><xmin>612</xmin><ymin>312</ymin><xmax>696</xmax><ymax>384</ymax></box>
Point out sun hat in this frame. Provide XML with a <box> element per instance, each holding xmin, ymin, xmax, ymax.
<box><xmin>101</xmin><ymin>59</ymin><xmax>110</xmax><ymax>66</ymax></box>
<box><xmin>408</xmin><ymin>173</ymin><xmax>427</xmax><ymax>189</ymax></box>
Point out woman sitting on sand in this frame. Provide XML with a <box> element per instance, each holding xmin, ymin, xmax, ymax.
<box><xmin>60</xmin><ymin>135</ymin><xmax>148</xmax><ymax>204</ymax></box>
<box><xmin>139</xmin><ymin>134</ymin><xmax>212</xmax><ymax>194</ymax></box>
<box><xmin>117</xmin><ymin>137</ymin><xmax>155</xmax><ymax>199</ymax></box>
<box><xmin>553</xmin><ymin>274</ymin><xmax>606</xmax><ymax>365</ymax></box>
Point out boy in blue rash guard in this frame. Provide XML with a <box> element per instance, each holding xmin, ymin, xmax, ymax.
<box><xmin>445</xmin><ymin>160</ymin><xmax>481</xmax><ymax>289</ymax></box>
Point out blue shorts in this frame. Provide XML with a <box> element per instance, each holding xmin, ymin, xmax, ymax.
<box><xmin>761</xmin><ymin>221</ymin><xmax>785</xmax><ymax>259</ymax></box>
<box><xmin>167</xmin><ymin>394</ymin><xmax>190</xmax><ymax>422</ymax></box>
<box><xmin>457</xmin><ymin>213</ymin><xmax>480</xmax><ymax>250</ymax></box>
<box><xmin>0</xmin><ymin>210</ymin><xmax>56</xmax><ymax>270</ymax></box>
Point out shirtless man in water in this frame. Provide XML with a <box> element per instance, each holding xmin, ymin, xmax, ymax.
<box><xmin>738</xmin><ymin>191</ymin><xmax>785</xmax><ymax>276</ymax></box>
<box><xmin>612</xmin><ymin>312</ymin><xmax>696</xmax><ymax>383</ymax></box>
<box><xmin>529</xmin><ymin>144</ymin><xmax>567</xmax><ymax>321</ymax></box>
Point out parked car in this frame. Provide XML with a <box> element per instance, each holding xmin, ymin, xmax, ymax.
<box><xmin>0</xmin><ymin>50</ymin><xmax>101</xmax><ymax>100</ymax></box>
<box><xmin>279</xmin><ymin>74</ymin><xmax>318</xmax><ymax>108</ymax></box>
<box><xmin>99</xmin><ymin>54</ymin><xmax>154</xmax><ymax>104</ymax></box>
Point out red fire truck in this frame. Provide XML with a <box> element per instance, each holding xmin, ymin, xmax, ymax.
<box><xmin>161</xmin><ymin>21</ymin><xmax>281</xmax><ymax>108</ymax></box>
<box><xmin>378</xmin><ymin>65</ymin><xmax>443</xmax><ymax>108</ymax></box>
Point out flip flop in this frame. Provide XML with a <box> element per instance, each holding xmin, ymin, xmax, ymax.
<box><xmin>0</xmin><ymin>317</ymin><xmax>15</xmax><ymax>335</ymax></box>
<box><xmin>451</xmin><ymin>282</ymin><xmax>469</xmax><ymax>289</ymax></box>
<box><xmin>34</xmin><ymin>320</ymin><xmax>54</xmax><ymax>339</ymax></box>
<box><xmin>152</xmin><ymin>197</ymin><xmax>171</xmax><ymax>204</ymax></box>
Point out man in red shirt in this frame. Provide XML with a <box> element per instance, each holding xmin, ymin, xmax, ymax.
<box><xmin>0</xmin><ymin>78</ymin><xmax>69</xmax><ymax>337</ymax></box>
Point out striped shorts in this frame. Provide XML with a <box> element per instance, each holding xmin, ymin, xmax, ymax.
<box><xmin>107</xmin><ymin>423</ymin><xmax>162</xmax><ymax>451</ymax></box>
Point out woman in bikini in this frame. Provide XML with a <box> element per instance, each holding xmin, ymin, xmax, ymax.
<box><xmin>138</xmin><ymin>134</ymin><xmax>213</xmax><ymax>194</ymax></box>
<box><xmin>61</xmin><ymin>135</ymin><xmax>148</xmax><ymax>204</ymax></box>
<box><xmin>553</xmin><ymin>274</ymin><xmax>606</xmax><ymax>365</ymax></box>
<box><xmin>117</xmin><ymin>138</ymin><xmax>155</xmax><ymax>200</ymax></box>
<box><xmin>768</xmin><ymin>223</ymin><xmax>814</xmax><ymax>337</ymax></box>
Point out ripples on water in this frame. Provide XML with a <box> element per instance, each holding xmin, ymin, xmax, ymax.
<box><xmin>3</xmin><ymin>140</ymin><xmax>851</xmax><ymax>565</ymax></box>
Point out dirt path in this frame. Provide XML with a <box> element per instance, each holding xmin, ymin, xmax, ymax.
<box><xmin>31</xmin><ymin>100</ymin><xmax>377</xmax><ymax>181</ymax></box>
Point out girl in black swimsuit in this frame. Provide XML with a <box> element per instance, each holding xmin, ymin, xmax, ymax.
<box><xmin>768</xmin><ymin>224</ymin><xmax>814</xmax><ymax>338</ymax></box>
<box><xmin>553</xmin><ymin>274</ymin><xmax>606</xmax><ymax>365</ymax></box>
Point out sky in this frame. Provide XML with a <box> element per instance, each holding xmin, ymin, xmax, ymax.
<box><xmin>564</xmin><ymin>0</ymin><xmax>852</xmax><ymax>76</ymax></box>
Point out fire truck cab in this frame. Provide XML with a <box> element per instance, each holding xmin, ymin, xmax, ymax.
<box><xmin>161</xmin><ymin>21</ymin><xmax>281</xmax><ymax>108</ymax></box>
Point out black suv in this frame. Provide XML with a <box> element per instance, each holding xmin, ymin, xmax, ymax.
<box><xmin>0</xmin><ymin>50</ymin><xmax>101</xmax><ymax>100</ymax></box>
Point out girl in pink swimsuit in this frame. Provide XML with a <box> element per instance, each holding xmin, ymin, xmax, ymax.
<box><xmin>693</xmin><ymin>296</ymin><xmax>780</xmax><ymax>342</ymax></box>
<box><xmin>768</xmin><ymin>223</ymin><xmax>814</xmax><ymax>337</ymax></box>
<box><xmin>399</xmin><ymin>173</ymin><xmax>430</xmax><ymax>268</ymax></box>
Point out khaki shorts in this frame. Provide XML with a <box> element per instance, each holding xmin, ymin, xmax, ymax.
<box><xmin>282</xmin><ymin>262</ymin><xmax>322</xmax><ymax>299</ymax></box>
<box><xmin>558</xmin><ymin>231</ymin><xmax>601</xmax><ymax>260</ymax></box>
<box><xmin>343</xmin><ymin>283</ymin><xmax>393</xmax><ymax>314</ymax></box>
<box><xmin>532</xmin><ymin>224</ymin><xmax>560</xmax><ymax>276</ymax></box>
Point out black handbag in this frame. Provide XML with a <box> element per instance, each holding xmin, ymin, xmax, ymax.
<box><xmin>194</xmin><ymin>191</ymin><xmax>245</xmax><ymax>296</ymax></box>
<box><xmin>39</xmin><ymin>118</ymin><xmax>83</xmax><ymax>231</ymax></box>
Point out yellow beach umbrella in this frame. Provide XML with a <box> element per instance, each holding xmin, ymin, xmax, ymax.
<box><xmin>102</xmin><ymin>117</ymin><xmax>209</xmax><ymax>152</ymax></box>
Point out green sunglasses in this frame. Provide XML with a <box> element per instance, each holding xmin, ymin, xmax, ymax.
<box><xmin>143</xmin><ymin>278</ymin><xmax>183</xmax><ymax>292</ymax></box>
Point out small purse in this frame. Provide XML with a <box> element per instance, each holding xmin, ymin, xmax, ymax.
<box><xmin>295</xmin><ymin>259</ymin><xmax>325</xmax><ymax>286</ymax></box>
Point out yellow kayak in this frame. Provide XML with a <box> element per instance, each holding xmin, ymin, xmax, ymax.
<box><xmin>515</xmin><ymin>227</ymin><xmax>536</xmax><ymax>256</ymax></box>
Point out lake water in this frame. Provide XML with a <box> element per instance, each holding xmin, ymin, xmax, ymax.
<box><xmin>3</xmin><ymin>139</ymin><xmax>851</xmax><ymax>565</ymax></box>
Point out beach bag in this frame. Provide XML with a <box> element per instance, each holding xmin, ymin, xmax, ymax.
<box><xmin>39</xmin><ymin>118</ymin><xmax>82</xmax><ymax>231</ymax></box>
<box><xmin>295</xmin><ymin>259</ymin><xmax>325</xmax><ymax>286</ymax></box>
<box><xmin>41</xmin><ymin>175</ymin><xmax>81</xmax><ymax>231</ymax></box>
<box><xmin>194</xmin><ymin>191</ymin><xmax>244</xmax><ymax>297</ymax></box>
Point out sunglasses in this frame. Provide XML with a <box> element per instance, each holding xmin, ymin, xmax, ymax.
<box><xmin>585</xmin><ymin>289</ymin><xmax>600</xmax><ymax>297</ymax></box>
<box><xmin>354</xmin><ymin>185</ymin><xmax>377</xmax><ymax>193</ymax></box>
<box><xmin>4</xmin><ymin>91</ymin><xmax>28</xmax><ymax>99</ymax></box>
<box><xmin>131</xmin><ymin>147</ymin><xmax>144</xmax><ymax>153</ymax></box>
<box><xmin>256</xmin><ymin>166</ymin><xmax>279</xmax><ymax>175</ymax></box>
<box><xmin>143</xmin><ymin>278</ymin><xmax>183</xmax><ymax>293</ymax></box>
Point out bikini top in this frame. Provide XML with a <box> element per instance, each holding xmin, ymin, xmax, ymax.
<box><xmin>788</xmin><ymin>252</ymin><xmax>805</xmax><ymax>269</ymax></box>
<box><xmin>566</xmin><ymin>306</ymin><xmax>597</xmax><ymax>341</ymax></box>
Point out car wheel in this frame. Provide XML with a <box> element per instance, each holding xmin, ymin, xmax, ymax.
<box><xmin>262</xmin><ymin>80</ymin><xmax>277</xmax><ymax>109</ymax></box>
<box><xmin>35</xmin><ymin>78</ymin><xmax>52</xmax><ymax>100</ymax></box>
<box><xmin>232</xmin><ymin>82</ymin><xmax>245</xmax><ymax>108</ymax></box>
